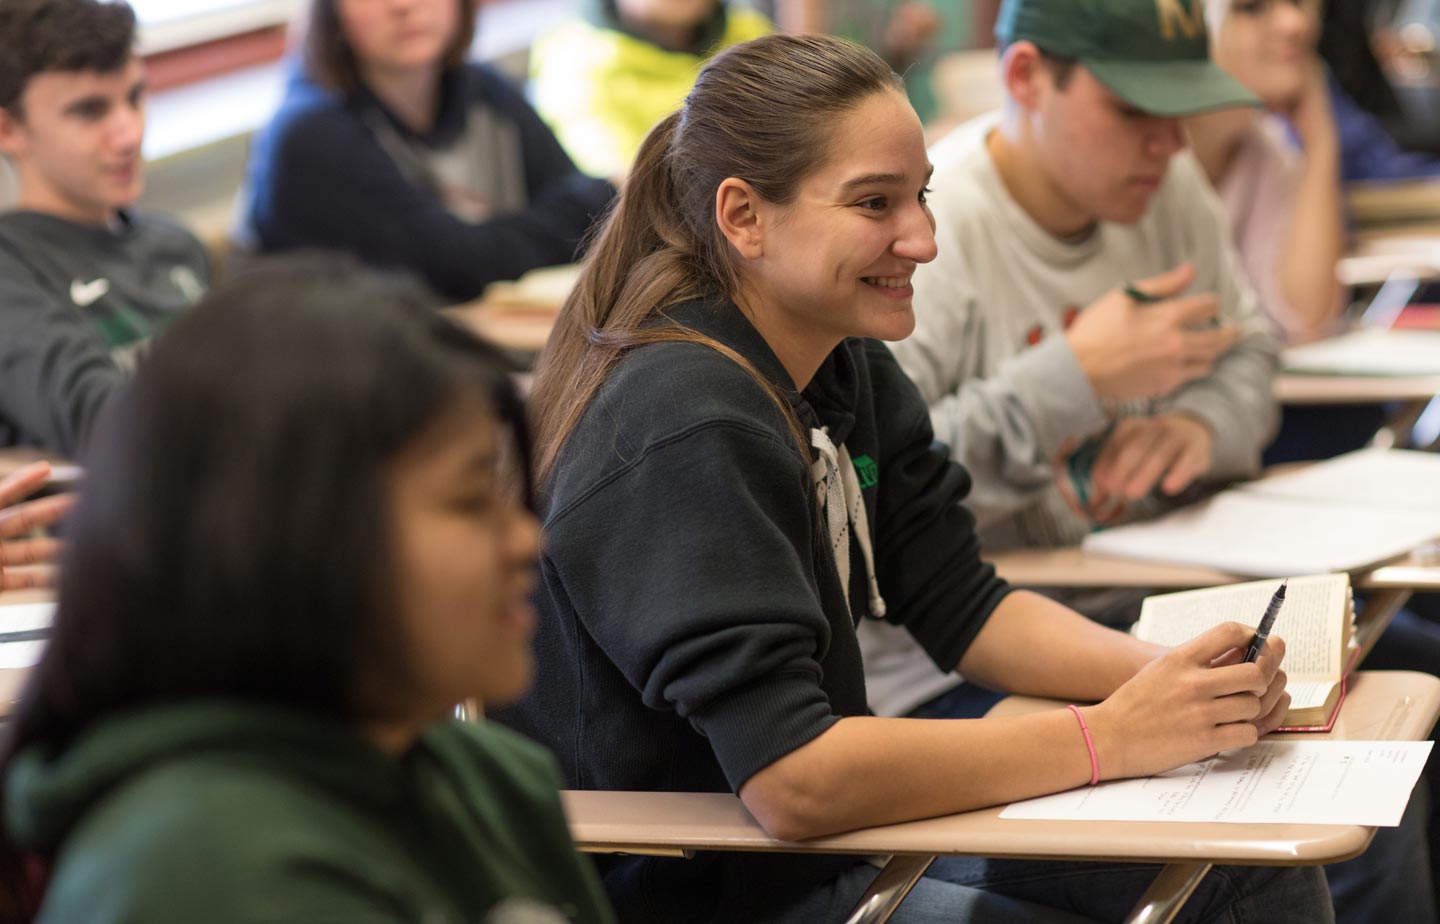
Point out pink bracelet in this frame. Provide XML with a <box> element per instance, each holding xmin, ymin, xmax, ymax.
<box><xmin>1067</xmin><ymin>704</ymin><xmax>1100</xmax><ymax>786</ymax></box>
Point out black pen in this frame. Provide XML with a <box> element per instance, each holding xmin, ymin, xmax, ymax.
<box><xmin>1243</xmin><ymin>580</ymin><xmax>1288</xmax><ymax>663</ymax></box>
<box><xmin>1123</xmin><ymin>283</ymin><xmax>1164</xmax><ymax>304</ymax></box>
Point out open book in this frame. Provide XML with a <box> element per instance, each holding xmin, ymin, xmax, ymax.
<box><xmin>1081</xmin><ymin>449</ymin><xmax>1440</xmax><ymax>576</ymax></box>
<box><xmin>1132</xmin><ymin>575</ymin><xmax>1355</xmax><ymax>731</ymax></box>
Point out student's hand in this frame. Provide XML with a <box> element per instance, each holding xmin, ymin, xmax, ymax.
<box><xmin>0</xmin><ymin>462</ymin><xmax>73</xmax><ymax>591</ymax></box>
<box><xmin>1066</xmin><ymin>264</ymin><xmax>1240</xmax><ymax>402</ymax></box>
<box><xmin>1084</xmin><ymin>623</ymin><xmax>1289</xmax><ymax>781</ymax></box>
<box><xmin>1087</xmin><ymin>413</ymin><xmax>1214</xmax><ymax>506</ymax></box>
<box><xmin>1287</xmin><ymin>59</ymin><xmax>1338</xmax><ymax>156</ymax></box>
<box><xmin>1209</xmin><ymin>634</ymin><xmax>1293</xmax><ymax>739</ymax></box>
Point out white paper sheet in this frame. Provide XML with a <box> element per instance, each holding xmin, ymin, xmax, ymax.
<box><xmin>1283</xmin><ymin>328</ymin><xmax>1440</xmax><ymax>376</ymax></box>
<box><xmin>1000</xmin><ymin>740</ymin><xmax>1433</xmax><ymax>827</ymax></box>
<box><xmin>0</xmin><ymin>601</ymin><xmax>53</xmax><ymax>669</ymax></box>
<box><xmin>1245</xmin><ymin>448</ymin><xmax>1440</xmax><ymax>513</ymax></box>
<box><xmin>1081</xmin><ymin>492</ymin><xmax>1440</xmax><ymax>576</ymax></box>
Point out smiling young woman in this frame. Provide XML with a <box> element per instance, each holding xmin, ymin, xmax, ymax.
<box><xmin>500</xmin><ymin>31</ymin><xmax>1331</xmax><ymax>924</ymax></box>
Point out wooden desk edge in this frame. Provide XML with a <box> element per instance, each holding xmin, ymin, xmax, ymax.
<box><xmin>563</xmin><ymin>672</ymin><xmax>1439</xmax><ymax>867</ymax></box>
<box><xmin>987</xmin><ymin>547</ymin><xmax>1440</xmax><ymax>592</ymax></box>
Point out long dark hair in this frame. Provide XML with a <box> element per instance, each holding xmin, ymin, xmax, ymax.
<box><xmin>302</xmin><ymin>0</ymin><xmax>478</xmax><ymax>94</ymax></box>
<box><xmin>529</xmin><ymin>33</ymin><xmax>904</xmax><ymax>482</ymax></box>
<box><xmin>0</xmin><ymin>253</ymin><xmax>531</xmax><ymax>922</ymax></box>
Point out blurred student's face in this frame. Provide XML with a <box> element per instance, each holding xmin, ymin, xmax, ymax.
<box><xmin>740</xmin><ymin>90</ymin><xmax>938</xmax><ymax>349</ymax></box>
<box><xmin>336</xmin><ymin>0</ymin><xmax>460</xmax><ymax>74</ymax></box>
<box><xmin>614</xmin><ymin>0</ymin><xmax>718</xmax><ymax>30</ymax></box>
<box><xmin>1026</xmin><ymin>62</ymin><xmax>1187</xmax><ymax>225</ymax></box>
<box><xmin>386</xmin><ymin>396</ymin><xmax>540</xmax><ymax>714</ymax></box>
<box><xmin>1211</xmin><ymin>0</ymin><xmax>1319</xmax><ymax>109</ymax></box>
<box><xmin>0</xmin><ymin>58</ymin><xmax>145</xmax><ymax>225</ymax></box>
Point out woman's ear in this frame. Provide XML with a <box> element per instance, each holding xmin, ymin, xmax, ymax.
<box><xmin>715</xmin><ymin>177</ymin><xmax>766</xmax><ymax>260</ymax></box>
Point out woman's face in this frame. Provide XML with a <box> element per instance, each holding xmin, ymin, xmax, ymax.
<box><xmin>614</xmin><ymin>0</ymin><xmax>718</xmax><ymax>31</ymax></box>
<box><xmin>385</xmin><ymin>395</ymin><xmax>540</xmax><ymax>714</ymax></box>
<box><xmin>739</xmin><ymin>89</ymin><xmax>938</xmax><ymax>350</ymax></box>
<box><xmin>1211</xmin><ymin>0</ymin><xmax>1320</xmax><ymax>109</ymax></box>
<box><xmin>335</xmin><ymin>0</ymin><xmax>460</xmax><ymax>74</ymax></box>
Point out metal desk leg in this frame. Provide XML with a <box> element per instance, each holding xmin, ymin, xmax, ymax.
<box><xmin>1124</xmin><ymin>862</ymin><xmax>1213</xmax><ymax>924</ymax></box>
<box><xmin>844</xmin><ymin>855</ymin><xmax>936</xmax><ymax>924</ymax></box>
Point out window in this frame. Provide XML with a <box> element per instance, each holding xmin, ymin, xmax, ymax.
<box><xmin>133</xmin><ymin>0</ymin><xmax>296</xmax><ymax>55</ymax></box>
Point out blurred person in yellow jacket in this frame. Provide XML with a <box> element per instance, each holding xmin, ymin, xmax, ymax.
<box><xmin>530</xmin><ymin>0</ymin><xmax>771</xmax><ymax>178</ymax></box>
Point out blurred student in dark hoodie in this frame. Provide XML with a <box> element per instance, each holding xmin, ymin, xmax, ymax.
<box><xmin>237</xmin><ymin>0</ymin><xmax>614</xmax><ymax>303</ymax></box>
<box><xmin>529</xmin><ymin>0</ymin><xmax>771</xmax><ymax>179</ymax></box>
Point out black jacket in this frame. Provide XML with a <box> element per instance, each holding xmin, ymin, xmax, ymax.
<box><xmin>239</xmin><ymin>63</ymin><xmax>613</xmax><ymax>302</ymax></box>
<box><xmin>496</xmin><ymin>297</ymin><xmax>1011</xmax><ymax>922</ymax></box>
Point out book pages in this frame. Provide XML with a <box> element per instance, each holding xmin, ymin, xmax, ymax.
<box><xmin>1132</xmin><ymin>575</ymin><xmax>1350</xmax><ymax>679</ymax></box>
<box><xmin>1284</xmin><ymin>680</ymin><xmax>1338</xmax><ymax>712</ymax></box>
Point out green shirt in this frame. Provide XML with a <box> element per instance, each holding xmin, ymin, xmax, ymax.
<box><xmin>6</xmin><ymin>701</ymin><xmax>615</xmax><ymax>924</ymax></box>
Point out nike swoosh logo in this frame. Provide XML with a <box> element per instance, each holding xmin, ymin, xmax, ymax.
<box><xmin>70</xmin><ymin>278</ymin><xmax>111</xmax><ymax>307</ymax></box>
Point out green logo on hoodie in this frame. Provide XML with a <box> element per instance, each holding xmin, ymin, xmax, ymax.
<box><xmin>852</xmin><ymin>454</ymin><xmax>878</xmax><ymax>489</ymax></box>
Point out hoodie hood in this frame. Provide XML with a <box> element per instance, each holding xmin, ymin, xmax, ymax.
<box><xmin>583</xmin><ymin>0</ymin><xmax>732</xmax><ymax>55</ymax></box>
<box><xmin>5</xmin><ymin>700</ymin><xmax>405</xmax><ymax>854</ymax></box>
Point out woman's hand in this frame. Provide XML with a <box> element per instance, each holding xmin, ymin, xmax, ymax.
<box><xmin>0</xmin><ymin>462</ymin><xmax>74</xmax><ymax>591</ymax></box>
<box><xmin>1083</xmin><ymin>621</ymin><xmax>1289</xmax><ymax>781</ymax></box>
<box><xmin>1287</xmin><ymin>59</ymin><xmax>1337</xmax><ymax>156</ymax></box>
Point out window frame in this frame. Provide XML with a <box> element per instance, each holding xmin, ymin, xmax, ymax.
<box><xmin>135</xmin><ymin>0</ymin><xmax>296</xmax><ymax>56</ymax></box>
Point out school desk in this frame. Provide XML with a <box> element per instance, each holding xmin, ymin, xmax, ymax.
<box><xmin>0</xmin><ymin>448</ymin><xmax>79</xmax><ymax>487</ymax></box>
<box><xmin>0</xmin><ymin>584</ymin><xmax>1431</xmax><ymax>924</ymax></box>
<box><xmin>1274</xmin><ymin>373</ymin><xmax>1440</xmax><ymax>405</ymax></box>
<box><xmin>450</xmin><ymin>269</ymin><xmax>1440</xmax><ymax>431</ymax></box>
<box><xmin>445</xmin><ymin>264</ymin><xmax>577</xmax><ymax>357</ymax></box>
<box><xmin>562</xmin><ymin>670</ymin><xmax>1440</xmax><ymax>924</ymax></box>
<box><xmin>985</xmin><ymin>546</ymin><xmax>1433</xmax><ymax>665</ymax></box>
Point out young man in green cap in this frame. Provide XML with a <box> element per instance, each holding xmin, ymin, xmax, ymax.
<box><xmin>867</xmin><ymin>0</ymin><xmax>1278</xmax><ymax>715</ymax></box>
<box><xmin>869</xmin><ymin>1</ymin><xmax>1435</xmax><ymax>920</ymax></box>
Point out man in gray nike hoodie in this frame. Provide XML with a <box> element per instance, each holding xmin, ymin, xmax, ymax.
<box><xmin>0</xmin><ymin>0</ymin><xmax>209</xmax><ymax>455</ymax></box>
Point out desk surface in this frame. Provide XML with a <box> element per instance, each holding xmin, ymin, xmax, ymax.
<box><xmin>0</xmin><ymin>448</ymin><xmax>78</xmax><ymax>485</ymax></box>
<box><xmin>446</xmin><ymin>264</ymin><xmax>576</xmax><ymax>355</ymax></box>
<box><xmin>987</xmin><ymin>546</ymin><xmax>1440</xmax><ymax>593</ymax></box>
<box><xmin>1274</xmin><ymin>373</ymin><xmax>1440</xmax><ymax>404</ymax></box>
<box><xmin>563</xmin><ymin>671</ymin><xmax>1439</xmax><ymax>865</ymax></box>
<box><xmin>446</xmin><ymin>300</ymin><xmax>558</xmax><ymax>355</ymax></box>
<box><xmin>451</xmin><ymin>295</ymin><xmax>1440</xmax><ymax>408</ymax></box>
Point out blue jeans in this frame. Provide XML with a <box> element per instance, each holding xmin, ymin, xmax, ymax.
<box><xmin>752</xmin><ymin>855</ymin><xmax>1333</xmax><ymax>923</ymax></box>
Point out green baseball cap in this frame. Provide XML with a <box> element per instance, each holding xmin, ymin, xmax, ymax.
<box><xmin>995</xmin><ymin>0</ymin><xmax>1260</xmax><ymax>116</ymax></box>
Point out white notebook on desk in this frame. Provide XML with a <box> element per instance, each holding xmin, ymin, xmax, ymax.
<box><xmin>1081</xmin><ymin>450</ymin><xmax>1440</xmax><ymax>576</ymax></box>
<box><xmin>1282</xmin><ymin>328</ymin><xmax>1440</xmax><ymax>376</ymax></box>
<box><xmin>1246</xmin><ymin>448</ymin><xmax>1440</xmax><ymax>513</ymax></box>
